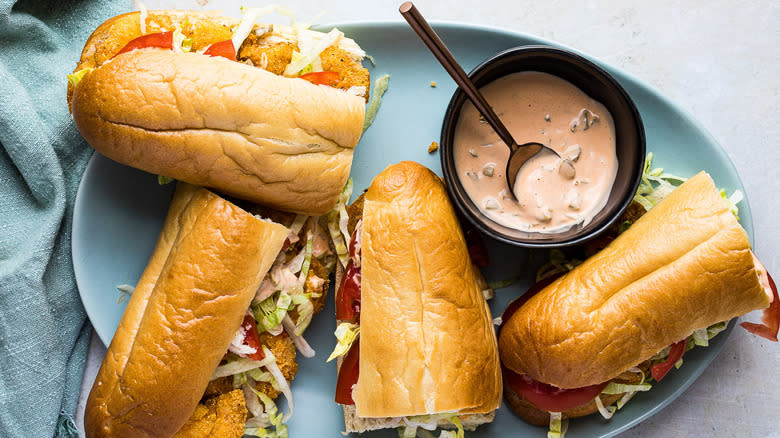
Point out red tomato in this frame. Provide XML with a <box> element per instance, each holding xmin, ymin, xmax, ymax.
<box><xmin>203</xmin><ymin>39</ymin><xmax>237</xmax><ymax>61</ymax></box>
<box><xmin>464</xmin><ymin>226</ymin><xmax>489</xmax><ymax>267</ymax></box>
<box><xmin>503</xmin><ymin>366</ymin><xmax>608</xmax><ymax>412</ymax></box>
<box><xmin>299</xmin><ymin>71</ymin><xmax>340</xmax><ymax>86</ymax></box>
<box><xmin>336</xmin><ymin>259</ymin><xmax>361</xmax><ymax>323</ymax></box>
<box><xmin>116</xmin><ymin>32</ymin><xmax>174</xmax><ymax>57</ymax></box>
<box><xmin>240</xmin><ymin>314</ymin><xmax>266</xmax><ymax>362</ymax></box>
<box><xmin>650</xmin><ymin>337</ymin><xmax>687</xmax><ymax>382</ymax></box>
<box><xmin>335</xmin><ymin>339</ymin><xmax>360</xmax><ymax>405</ymax></box>
<box><xmin>740</xmin><ymin>272</ymin><xmax>779</xmax><ymax>341</ymax></box>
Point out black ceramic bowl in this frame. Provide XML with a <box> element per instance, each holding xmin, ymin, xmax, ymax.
<box><xmin>440</xmin><ymin>45</ymin><xmax>645</xmax><ymax>248</ymax></box>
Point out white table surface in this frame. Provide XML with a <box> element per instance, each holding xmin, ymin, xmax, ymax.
<box><xmin>76</xmin><ymin>1</ymin><xmax>780</xmax><ymax>436</ymax></box>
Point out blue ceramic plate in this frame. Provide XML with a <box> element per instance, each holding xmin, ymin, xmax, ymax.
<box><xmin>72</xmin><ymin>22</ymin><xmax>752</xmax><ymax>438</ymax></box>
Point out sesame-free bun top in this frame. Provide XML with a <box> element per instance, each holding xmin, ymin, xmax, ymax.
<box><xmin>352</xmin><ymin>161</ymin><xmax>502</xmax><ymax>418</ymax></box>
<box><xmin>84</xmin><ymin>184</ymin><xmax>288</xmax><ymax>437</ymax></box>
<box><xmin>499</xmin><ymin>172</ymin><xmax>772</xmax><ymax>389</ymax></box>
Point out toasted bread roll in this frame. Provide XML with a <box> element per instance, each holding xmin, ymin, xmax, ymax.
<box><xmin>85</xmin><ymin>184</ymin><xmax>288</xmax><ymax>438</ymax></box>
<box><xmin>499</xmin><ymin>172</ymin><xmax>772</xmax><ymax>389</ymax></box>
<box><xmin>352</xmin><ymin>161</ymin><xmax>502</xmax><ymax>419</ymax></box>
<box><xmin>69</xmin><ymin>10</ymin><xmax>367</xmax><ymax>215</ymax></box>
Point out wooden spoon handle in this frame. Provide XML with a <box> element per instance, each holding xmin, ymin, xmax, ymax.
<box><xmin>399</xmin><ymin>1</ymin><xmax>516</xmax><ymax>149</ymax></box>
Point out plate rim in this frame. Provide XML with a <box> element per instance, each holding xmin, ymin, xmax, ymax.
<box><xmin>71</xmin><ymin>20</ymin><xmax>752</xmax><ymax>438</ymax></box>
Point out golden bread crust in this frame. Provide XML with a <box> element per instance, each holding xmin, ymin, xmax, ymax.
<box><xmin>70</xmin><ymin>49</ymin><xmax>364</xmax><ymax>215</ymax></box>
<box><xmin>353</xmin><ymin>161</ymin><xmax>502</xmax><ymax>418</ymax></box>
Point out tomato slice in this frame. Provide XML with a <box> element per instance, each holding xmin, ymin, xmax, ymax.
<box><xmin>336</xmin><ymin>259</ymin><xmax>361</xmax><ymax>323</ymax></box>
<box><xmin>503</xmin><ymin>366</ymin><xmax>608</xmax><ymax>412</ymax></box>
<box><xmin>116</xmin><ymin>31</ymin><xmax>174</xmax><ymax>57</ymax></box>
<box><xmin>463</xmin><ymin>225</ymin><xmax>489</xmax><ymax>267</ymax></box>
<box><xmin>299</xmin><ymin>71</ymin><xmax>340</xmax><ymax>86</ymax></box>
<box><xmin>240</xmin><ymin>314</ymin><xmax>266</xmax><ymax>362</ymax></box>
<box><xmin>650</xmin><ymin>338</ymin><xmax>687</xmax><ymax>382</ymax></box>
<box><xmin>335</xmin><ymin>339</ymin><xmax>360</xmax><ymax>405</ymax></box>
<box><xmin>337</xmin><ymin>224</ymin><xmax>362</xmax><ymax>322</ymax></box>
<box><xmin>203</xmin><ymin>39</ymin><xmax>237</xmax><ymax>61</ymax></box>
<box><xmin>740</xmin><ymin>272</ymin><xmax>779</xmax><ymax>342</ymax></box>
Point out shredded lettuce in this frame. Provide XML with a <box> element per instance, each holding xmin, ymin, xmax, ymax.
<box><xmin>633</xmin><ymin>152</ymin><xmax>688</xmax><ymax>210</ymax></box>
<box><xmin>414</xmin><ymin>430</ymin><xmax>436</xmax><ymax>438</ymax></box>
<box><xmin>283</xmin><ymin>28</ymin><xmax>343</xmax><ymax>76</ymax></box>
<box><xmin>547</xmin><ymin>412</ymin><xmax>568</xmax><ymax>438</ymax></box>
<box><xmin>327</xmin><ymin>180</ymin><xmax>353</xmax><ymax>268</ymax></box>
<box><xmin>138</xmin><ymin>2</ymin><xmax>148</xmax><ymax>34</ymax></box>
<box><xmin>720</xmin><ymin>188</ymin><xmax>743</xmax><ymax>221</ymax></box>
<box><xmin>288</xmin><ymin>215</ymin><xmax>308</xmax><ymax>237</ymax></box>
<box><xmin>487</xmin><ymin>276</ymin><xmax>521</xmax><ymax>290</ymax></box>
<box><xmin>247</xmin><ymin>368</ymin><xmax>277</xmax><ymax>388</ymax></box>
<box><xmin>233</xmin><ymin>5</ymin><xmax>293</xmax><ymax>55</ymax></box>
<box><xmin>298</xmin><ymin>231</ymin><xmax>314</xmax><ymax>284</ymax></box>
<box><xmin>602</xmin><ymin>382</ymin><xmax>652</xmax><ymax>395</ymax></box>
<box><xmin>448</xmin><ymin>416</ymin><xmax>464</xmax><ymax>438</ymax></box>
<box><xmin>594</xmin><ymin>395</ymin><xmax>616</xmax><ymax>420</ymax></box>
<box><xmin>181</xmin><ymin>37</ymin><xmax>193</xmax><ymax>53</ymax></box>
<box><xmin>115</xmin><ymin>284</ymin><xmax>134</xmax><ymax>304</ymax></box>
<box><xmin>692</xmin><ymin>327</ymin><xmax>710</xmax><ymax>347</ymax></box>
<box><xmin>327</xmin><ymin>210</ymin><xmax>348</xmax><ymax>267</ymax></box>
<box><xmin>233</xmin><ymin>372</ymin><xmax>248</xmax><ymax>388</ymax></box>
<box><xmin>244</xmin><ymin>384</ymin><xmax>289</xmax><ymax>438</ymax></box>
<box><xmin>293</xmin><ymin>299</ymin><xmax>314</xmax><ymax>336</ymax></box>
<box><xmin>327</xmin><ymin>322</ymin><xmax>360</xmax><ymax>362</ymax></box>
<box><xmin>67</xmin><ymin>68</ymin><xmax>93</xmax><ymax>87</ymax></box>
<box><xmin>536</xmin><ymin>249</ymin><xmax>582</xmax><ymax>282</ymax></box>
<box><xmin>157</xmin><ymin>175</ymin><xmax>174</xmax><ymax>185</ymax></box>
<box><xmin>397</xmin><ymin>426</ymin><xmax>417</xmax><ymax>438</ymax></box>
<box><xmin>363</xmin><ymin>74</ymin><xmax>390</xmax><ymax>131</ymax></box>
<box><xmin>211</xmin><ymin>355</ymin><xmax>275</xmax><ymax>379</ymax></box>
<box><xmin>707</xmin><ymin>321</ymin><xmax>729</xmax><ymax>338</ymax></box>
<box><xmin>172</xmin><ymin>27</ymin><xmax>187</xmax><ymax>53</ymax></box>
<box><xmin>616</xmin><ymin>391</ymin><xmax>637</xmax><ymax>410</ymax></box>
<box><xmin>634</xmin><ymin>153</ymin><xmax>742</xmax><ymax>221</ymax></box>
<box><xmin>252</xmin><ymin>291</ymin><xmax>294</xmax><ymax>333</ymax></box>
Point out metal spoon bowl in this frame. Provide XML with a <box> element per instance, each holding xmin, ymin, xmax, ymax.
<box><xmin>399</xmin><ymin>1</ymin><xmax>560</xmax><ymax>197</ymax></box>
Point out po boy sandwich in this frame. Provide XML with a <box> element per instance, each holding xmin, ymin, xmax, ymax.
<box><xmin>86</xmin><ymin>182</ymin><xmax>347</xmax><ymax>438</ymax></box>
<box><xmin>497</xmin><ymin>170</ymin><xmax>778</xmax><ymax>435</ymax></box>
<box><xmin>326</xmin><ymin>161</ymin><xmax>502</xmax><ymax>436</ymax></box>
<box><xmin>68</xmin><ymin>8</ymin><xmax>369</xmax><ymax>215</ymax></box>
<box><xmin>85</xmin><ymin>183</ymin><xmax>288</xmax><ymax>437</ymax></box>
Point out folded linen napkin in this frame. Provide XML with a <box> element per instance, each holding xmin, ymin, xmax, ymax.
<box><xmin>0</xmin><ymin>1</ymin><xmax>127</xmax><ymax>436</ymax></box>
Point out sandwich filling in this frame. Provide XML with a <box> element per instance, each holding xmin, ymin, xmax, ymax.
<box><xmin>196</xmin><ymin>203</ymin><xmax>345</xmax><ymax>438</ymax></box>
<box><xmin>67</xmin><ymin>8</ymin><xmax>370</xmax><ymax>100</ymax></box>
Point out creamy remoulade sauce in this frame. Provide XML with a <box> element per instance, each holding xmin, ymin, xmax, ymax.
<box><xmin>453</xmin><ymin>72</ymin><xmax>618</xmax><ymax>233</ymax></box>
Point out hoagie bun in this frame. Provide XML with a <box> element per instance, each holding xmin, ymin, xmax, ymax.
<box><xmin>85</xmin><ymin>183</ymin><xmax>288</xmax><ymax>438</ymax></box>
<box><xmin>333</xmin><ymin>161</ymin><xmax>502</xmax><ymax>433</ymax></box>
<box><xmin>69</xmin><ymin>10</ymin><xmax>368</xmax><ymax>215</ymax></box>
<box><xmin>498</xmin><ymin>171</ymin><xmax>774</xmax><ymax>424</ymax></box>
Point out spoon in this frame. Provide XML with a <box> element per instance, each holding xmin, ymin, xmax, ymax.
<box><xmin>399</xmin><ymin>1</ymin><xmax>561</xmax><ymax>196</ymax></box>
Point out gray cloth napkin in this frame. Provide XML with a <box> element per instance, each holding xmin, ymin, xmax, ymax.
<box><xmin>0</xmin><ymin>1</ymin><xmax>127</xmax><ymax>436</ymax></box>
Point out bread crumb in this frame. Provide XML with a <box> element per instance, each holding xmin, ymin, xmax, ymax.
<box><xmin>428</xmin><ymin>141</ymin><xmax>439</xmax><ymax>153</ymax></box>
